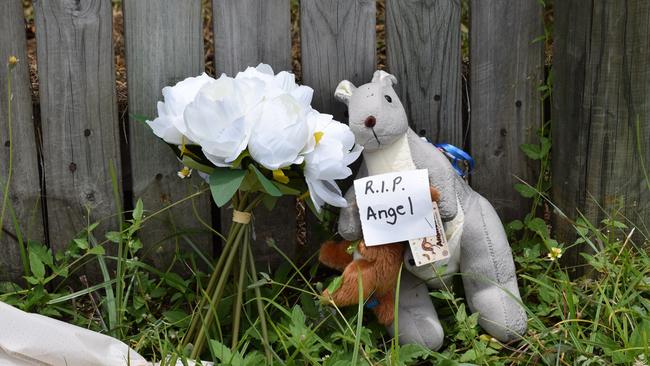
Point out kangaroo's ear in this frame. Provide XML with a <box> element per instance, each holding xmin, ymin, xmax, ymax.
<box><xmin>334</xmin><ymin>80</ymin><xmax>356</xmax><ymax>106</ymax></box>
<box><xmin>371</xmin><ymin>70</ymin><xmax>398</xmax><ymax>86</ymax></box>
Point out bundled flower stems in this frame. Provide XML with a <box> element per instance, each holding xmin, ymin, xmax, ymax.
<box><xmin>145</xmin><ymin>64</ymin><xmax>362</xmax><ymax>359</ymax></box>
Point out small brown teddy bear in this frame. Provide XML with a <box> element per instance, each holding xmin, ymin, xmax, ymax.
<box><xmin>319</xmin><ymin>187</ymin><xmax>440</xmax><ymax>325</ymax></box>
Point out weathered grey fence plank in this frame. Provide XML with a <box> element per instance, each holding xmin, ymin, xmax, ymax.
<box><xmin>0</xmin><ymin>0</ymin><xmax>44</xmax><ymax>281</ymax></box>
<box><xmin>34</xmin><ymin>0</ymin><xmax>120</xmax><ymax>254</ymax></box>
<box><xmin>214</xmin><ymin>0</ymin><xmax>291</xmax><ymax>78</ymax></box>
<box><xmin>470</xmin><ymin>0</ymin><xmax>544</xmax><ymax>223</ymax></box>
<box><xmin>300</xmin><ymin>0</ymin><xmax>376</xmax><ymax>122</ymax></box>
<box><xmin>553</xmin><ymin>1</ymin><xmax>650</xmax><ymax>267</ymax></box>
<box><xmin>300</xmin><ymin>0</ymin><xmax>376</xmax><ymax>257</ymax></box>
<box><xmin>213</xmin><ymin>0</ymin><xmax>295</xmax><ymax>267</ymax></box>
<box><xmin>123</xmin><ymin>0</ymin><xmax>212</xmax><ymax>267</ymax></box>
<box><xmin>386</xmin><ymin>0</ymin><xmax>462</xmax><ymax>146</ymax></box>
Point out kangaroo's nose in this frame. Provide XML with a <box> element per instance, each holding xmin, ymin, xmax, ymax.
<box><xmin>364</xmin><ymin>116</ymin><xmax>376</xmax><ymax>128</ymax></box>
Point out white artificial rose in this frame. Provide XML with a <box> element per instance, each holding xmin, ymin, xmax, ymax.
<box><xmin>304</xmin><ymin>112</ymin><xmax>362</xmax><ymax>211</ymax></box>
<box><xmin>247</xmin><ymin>91</ymin><xmax>314</xmax><ymax>170</ymax></box>
<box><xmin>183</xmin><ymin>74</ymin><xmax>264</xmax><ymax>167</ymax></box>
<box><xmin>146</xmin><ymin>73</ymin><xmax>214</xmax><ymax>145</ymax></box>
<box><xmin>236</xmin><ymin>64</ymin><xmax>313</xmax><ymax>105</ymax></box>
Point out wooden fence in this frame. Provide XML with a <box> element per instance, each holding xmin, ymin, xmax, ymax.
<box><xmin>0</xmin><ymin>0</ymin><xmax>648</xmax><ymax>281</ymax></box>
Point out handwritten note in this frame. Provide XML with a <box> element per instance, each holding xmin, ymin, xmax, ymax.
<box><xmin>354</xmin><ymin>169</ymin><xmax>436</xmax><ymax>246</ymax></box>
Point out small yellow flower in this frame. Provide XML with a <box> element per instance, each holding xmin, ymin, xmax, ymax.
<box><xmin>177</xmin><ymin>166</ymin><xmax>192</xmax><ymax>179</ymax></box>
<box><xmin>272</xmin><ymin>169</ymin><xmax>289</xmax><ymax>184</ymax></box>
<box><xmin>314</xmin><ymin>131</ymin><xmax>324</xmax><ymax>145</ymax></box>
<box><xmin>8</xmin><ymin>55</ymin><xmax>18</xmax><ymax>67</ymax></box>
<box><xmin>547</xmin><ymin>247</ymin><xmax>563</xmax><ymax>261</ymax></box>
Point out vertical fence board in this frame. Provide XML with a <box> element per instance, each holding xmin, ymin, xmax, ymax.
<box><xmin>300</xmin><ymin>0</ymin><xmax>376</xmax><ymax>122</ymax></box>
<box><xmin>35</xmin><ymin>0</ymin><xmax>121</xmax><ymax>254</ymax></box>
<box><xmin>553</xmin><ymin>1</ymin><xmax>650</xmax><ymax>267</ymax></box>
<box><xmin>386</xmin><ymin>0</ymin><xmax>462</xmax><ymax>146</ymax></box>
<box><xmin>123</xmin><ymin>0</ymin><xmax>211</xmax><ymax>268</ymax></box>
<box><xmin>300</xmin><ymin>0</ymin><xmax>376</xmax><ymax>257</ymax></box>
<box><xmin>213</xmin><ymin>0</ymin><xmax>294</xmax><ymax>267</ymax></box>
<box><xmin>0</xmin><ymin>0</ymin><xmax>44</xmax><ymax>281</ymax></box>
<box><xmin>469</xmin><ymin>0</ymin><xmax>544</xmax><ymax>223</ymax></box>
<box><xmin>214</xmin><ymin>0</ymin><xmax>291</xmax><ymax>76</ymax></box>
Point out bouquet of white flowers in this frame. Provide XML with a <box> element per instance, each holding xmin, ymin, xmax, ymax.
<box><xmin>145</xmin><ymin>64</ymin><xmax>361</xmax><ymax>359</ymax></box>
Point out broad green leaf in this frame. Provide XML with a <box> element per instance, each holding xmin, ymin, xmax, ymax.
<box><xmin>28</xmin><ymin>241</ymin><xmax>53</xmax><ymax>267</ymax></box>
<box><xmin>163</xmin><ymin>310</ymin><xmax>190</xmax><ymax>327</ymax></box>
<box><xmin>209</xmin><ymin>339</ymin><xmax>244</xmax><ymax>365</ymax></box>
<box><xmin>133</xmin><ymin>199</ymin><xmax>144</xmax><ymax>221</ymax></box>
<box><xmin>273</xmin><ymin>181</ymin><xmax>302</xmax><ymax>196</ymax></box>
<box><xmin>527</xmin><ymin>217</ymin><xmax>549</xmax><ymax>238</ymax></box>
<box><xmin>87</xmin><ymin>246</ymin><xmax>105</xmax><ymax>255</ymax></box>
<box><xmin>28</xmin><ymin>251</ymin><xmax>45</xmax><ymax>279</ymax></box>
<box><xmin>326</xmin><ymin>275</ymin><xmax>343</xmax><ymax>294</ymax></box>
<box><xmin>601</xmin><ymin>218</ymin><xmax>628</xmax><ymax>229</ymax></box>
<box><xmin>209</xmin><ymin>167</ymin><xmax>247</xmax><ymax>207</ymax></box>
<box><xmin>508</xmin><ymin>220</ymin><xmax>524</xmax><ymax>231</ymax></box>
<box><xmin>73</xmin><ymin>238</ymin><xmax>89</xmax><ymax>250</ymax></box>
<box><xmin>106</xmin><ymin>231</ymin><xmax>121</xmax><ymax>243</ymax></box>
<box><xmin>87</xmin><ymin>222</ymin><xmax>99</xmax><ymax>232</ymax></box>
<box><xmin>397</xmin><ymin>344</ymin><xmax>430</xmax><ymax>364</ymax></box>
<box><xmin>249</xmin><ymin>165</ymin><xmax>282</xmax><ymax>197</ymax></box>
<box><xmin>459</xmin><ymin>349</ymin><xmax>477</xmax><ymax>362</ymax></box>
<box><xmin>514</xmin><ymin>183</ymin><xmax>538</xmax><ymax>198</ymax></box>
<box><xmin>540</xmin><ymin>137</ymin><xmax>551</xmax><ymax>157</ymax></box>
<box><xmin>520</xmin><ymin>143</ymin><xmax>541</xmax><ymax>160</ymax></box>
<box><xmin>182</xmin><ymin>155</ymin><xmax>215</xmax><ymax>175</ymax></box>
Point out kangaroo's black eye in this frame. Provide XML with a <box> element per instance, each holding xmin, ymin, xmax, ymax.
<box><xmin>384</xmin><ymin>95</ymin><xmax>392</xmax><ymax>103</ymax></box>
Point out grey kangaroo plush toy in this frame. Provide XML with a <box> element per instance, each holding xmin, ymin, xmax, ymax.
<box><xmin>334</xmin><ymin>70</ymin><xmax>527</xmax><ymax>350</ymax></box>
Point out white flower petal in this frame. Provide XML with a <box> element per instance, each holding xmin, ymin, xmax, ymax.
<box><xmin>146</xmin><ymin>73</ymin><xmax>214</xmax><ymax>145</ymax></box>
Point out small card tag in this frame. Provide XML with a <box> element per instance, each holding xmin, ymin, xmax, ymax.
<box><xmin>408</xmin><ymin>202</ymin><xmax>449</xmax><ymax>266</ymax></box>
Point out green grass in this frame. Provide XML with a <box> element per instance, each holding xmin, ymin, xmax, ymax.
<box><xmin>0</xmin><ymin>180</ymin><xmax>648</xmax><ymax>365</ymax></box>
<box><xmin>2</xmin><ymin>3</ymin><xmax>649</xmax><ymax>363</ymax></box>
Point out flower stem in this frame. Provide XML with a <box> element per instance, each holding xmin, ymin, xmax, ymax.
<box><xmin>183</xmin><ymin>221</ymin><xmax>242</xmax><ymax>346</ymax></box>
<box><xmin>191</xmin><ymin>222</ymin><xmax>246</xmax><ymax>358</ymax></box>
<box><xmin>247</xmin><ymin>234</ymin><xmax>272</xmax><ymax>362</ymax></box>
<box><xmin>231</xmin><ymin>225</ymin><xmax>249</xmax><ymax>349</ymax></box>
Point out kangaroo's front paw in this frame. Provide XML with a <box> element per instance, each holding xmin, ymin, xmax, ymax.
<box><xmin>429</xmin><ymin>186</ymin><xmax>441</xmax><ymax>203</ymax></box>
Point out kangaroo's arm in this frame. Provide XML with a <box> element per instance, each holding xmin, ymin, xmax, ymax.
<box><xmin>338</xmin><ymin>161</ymin><xmax>367</xmax><ymax>241</ymax></box>
<box><xmin>407</xmin><ymin>129</ymin><xmax>460</xmax><ymax>221</ymax></box>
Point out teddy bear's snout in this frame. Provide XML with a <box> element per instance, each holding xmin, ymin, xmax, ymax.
<box><xmin>364</xmin><ymin>115</ymin><xmax>377</xmax><ymax>128</ymax></box>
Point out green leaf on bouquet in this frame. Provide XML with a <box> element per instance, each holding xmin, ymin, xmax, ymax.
<box><xmin>182</xmin><ymin>155</ymin><xmax>215</xmax><ymax>175</ymax></box>
<box><xmin>130</xmin><ymin>113</ymin><xmax>151</xmax><ymax>123</ymax></box>
<box><xmin>209</xmin><ymin>168</ymin><xmax>247</xmax><ymax>207</ymax></box>
<box><xmin>249</xmin><ymin>165</ymin><xmax>282</xmax><ymax>197</ymax></box>
<box><xmin>230</xmin><ymin>150</ymin><xmax>250</xmax><ymax>169</ymax></box>
<box><xmin>262</xmin><ymin>195</ymin><xmax>279</xmax><ymax>210</ymax></box>
<box><xmin>304</xmin><ymin>196</ymin><xmax>324</xmax><ymax>221</ymax></box>
<box><xmin>273</xmin><ymin>182</ymin><xmax>301</xmax><ymax>196</ymax></box>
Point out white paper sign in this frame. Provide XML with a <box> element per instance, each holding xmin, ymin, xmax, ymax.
<box><xmin>354</xmin><ymin>169</ymin><xmax>436</xmax><ymax>246</ymax></box>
